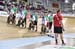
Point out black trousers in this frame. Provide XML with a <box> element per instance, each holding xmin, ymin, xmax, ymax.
<box><xmin>21</xmin><ymin>17</ymin><xmax>26</xmax><ymax>28</ymax></box>
<box><xmin>7</xmin><ymin>16</ymin><xmax>12</xmax><ymax>24</ymax></box>
<box><xmin>34</xmin><ymin>21</ymin><xmax>37</xmax><ymax>31</ymax></box>
<box><xmin>48</xmin><ymin>22</ymin><xmax>52</xmax><ymax>29</ymax></box>
<box><xmin>7</xmin><ymin>14</ymin><xmax>16</xmax><ymax>24</ymax></box>
<box><xmin>12</xmin><ymin>14</ymin><xmax>16</xmax><ymax>24</ymax></box>
<box><xmin>16</xmin><ymin>17</ymin><xmax>22</xmax><ymax>26</ymax></box>
<box><xmin>28</xmin><ymin>22</ymin><xmax>34</xmax><ymax>30</ymax></box>
<box><xmin>40</xmin><ymin>24</ymin><xmax>46</xmax><ymax>34</ymax></box>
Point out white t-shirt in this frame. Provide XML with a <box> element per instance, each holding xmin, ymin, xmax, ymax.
<box><xmin>11</xmin><ymin>9</ymin><xmax>14</xmax><ymax>14</ymax></box>
<box><xmin>33</xmin><ymin>15</ymin><xmax>36</xmax><ymax>21</ymax></box>
<box><xmin>21</xmin><ymin>10</ymin><xmax>25</xmax><ymax>19</ymax></box>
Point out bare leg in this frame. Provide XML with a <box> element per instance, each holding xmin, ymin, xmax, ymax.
<box><xmin>60</xmin><ymin>33</ymin><xmax>65</xmax><ymax>45</ymax></box>
<box><xmin>55</xmin><ymin>33</ymin><xmax>58</xmax><ymax>45</ymax></box>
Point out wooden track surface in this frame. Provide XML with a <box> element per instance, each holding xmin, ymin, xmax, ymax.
<box><xmin>0</xmin><ymin>16</ymin><xmax>75</xmax><ymax>40</ymax></box>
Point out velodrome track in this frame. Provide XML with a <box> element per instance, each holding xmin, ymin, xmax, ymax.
<box><xmin>0</xmin><ymin>16</ymin><xmax>75</xmax><ymax>49</ymax></box>
<box><xmin>0</xmin><ymin>16</ymin><xmax>75</xmax><ymax>40</ymax></box>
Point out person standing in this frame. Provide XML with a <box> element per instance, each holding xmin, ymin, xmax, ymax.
<box><xmin>47</xmin><ymin>11</ymin><xmax>53</xmax><ymax>33</ymax></box>
<box><xmin>53</xmin><ymin>10</ymin><xmax>65</xmax><ymax>45</ymax></box>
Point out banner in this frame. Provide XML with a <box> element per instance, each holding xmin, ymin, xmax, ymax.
<box><xmin>0</xmin><ymin>11</ymin><xmax>9</xmax><ymax>17</ymax></box>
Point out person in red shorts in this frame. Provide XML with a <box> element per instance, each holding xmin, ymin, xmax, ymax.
<box><xmin>53</xmin><ymin>10</ymin><xmax>65</xmax><ymax>45</ymax></box>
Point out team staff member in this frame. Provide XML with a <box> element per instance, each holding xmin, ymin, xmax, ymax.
<box><xmin>53</xmin><ymin>10</ymin><xmax>65</xmax><ymax>45</ymax></box>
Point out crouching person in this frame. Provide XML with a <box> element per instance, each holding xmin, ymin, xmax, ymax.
<box><xmin>7</xmin><ymin>14</ymin><xmax>13</xmax><ymax>24</ymax></box>
<box><xmin>40</xmin><ymin>12</ymin><xmax>47</xmax><ymax>34</ymax></box>
<box><xmin>28</xmin><ymin>14</ymin><xmax>35</xmax><ymax>30</ymax></box>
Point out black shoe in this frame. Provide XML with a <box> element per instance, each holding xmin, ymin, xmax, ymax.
<box><xmin>35</xmin><ymin>30</ymin><xmax>37</xmax><ymax>32</ymax></box>
<box><xmin>16</xmin><ymin>24</ymin><xmax>19</xmax><ymax>26</ymax></box>
<box><xmin>48</xmin><ymin>35</ymin><xmax>54</xmax><ymax>38</ymax></box>
<box><xmin>62</xmin><ymin>40</ymin><xmax>66</xmax><ymax>45</ymax></box>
